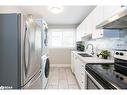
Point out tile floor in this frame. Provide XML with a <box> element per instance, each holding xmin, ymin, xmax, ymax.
<box><xmin>46</xmin><ymin>67</ymin><xmax>80</xmax><ymax>89</ymax></box>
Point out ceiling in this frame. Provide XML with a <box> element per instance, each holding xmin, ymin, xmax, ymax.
<box><xmin>19</xmin><ymin>6</ymin><xmax>95</xmax><ymax>27</ymax></box>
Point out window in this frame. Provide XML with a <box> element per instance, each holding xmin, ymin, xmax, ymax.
<box><xmin>49</xmin><ymin>29</ymin><xmax>75</xmax><ymax>48</ymax></box>
<box><xmin>51</xmin><ymin>32</ymin><xmax>62</xmax><ymax>47</ymax></box>
<box><xmin>62</xmin><ymin>32</ymin><xmax>74</xmax><ymax>47</ymax></box>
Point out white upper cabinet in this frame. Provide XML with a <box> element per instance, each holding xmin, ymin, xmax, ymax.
<box><xmin>76</xmin><ymin>24</ymin><xmax>83</xmax><ymax>41</ymax></box>
<box><xmin>84</xmin><ymin>11</ymin><xmax>93</xmax><ymax>36</ymax></box>
<box><xmin>76</xmin><ymin>6</ymin><xmax>127</xmax><ymax>41</ymax></box>
<box><xmin>81</xmin><ymin>20</ymin><xmax>87</xmax><ymax>36</ymax></box>
<box><xmin>92</xmin><ymin>6</ymin><xmax>103</xmax><ymax>39</ymax></box>
<box><xmin>103</xmin><ymin>6</ymin><xmax>123</xmax><ymax>21</ymax></box>
<box><xmin>76</xmin><ymin>18</ymin><xmax>86</xmax><ymax>41</ymax></box>
<box><xmin>76</xmin><ymin>9</ymin><xmax>94</xmax><ymax>41</ymax></box>
<box><xmin>93</xmin><ymin>6</ymin><xmax>103</xmax><ymax>25</ymax></box>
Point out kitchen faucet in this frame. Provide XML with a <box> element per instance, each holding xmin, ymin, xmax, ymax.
<box><xmin>86</xmin><ymin>44</ymin><xmax>94</xmax><ymax>55</ymax></box>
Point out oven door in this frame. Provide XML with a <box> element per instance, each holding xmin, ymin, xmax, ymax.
<box><xmin>85</xmin><ymin>70</ymin><xmax>117</xmax><ymax>89</ymax></box>
<box><xmin>86</xmin><ymin>71</ymin><xmax>104</xmax><ymax>89</ymax></box>
<box><xmin>87</xmin><ymin>75</ymin><xmax>100</xmax><ymax>89</ymax></box>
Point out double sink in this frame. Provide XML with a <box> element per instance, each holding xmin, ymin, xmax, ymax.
<box><xmin>78</xmin><ymin>53</ymin><xmax>93</xmax><ymax>57</ymax></box>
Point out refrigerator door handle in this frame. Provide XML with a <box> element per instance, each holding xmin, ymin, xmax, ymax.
<box><xmin>23</xmin><ymin>26</ymin><xmax>27</xmax><ymax>77</ymax></box>
<box><xmin>23</xmin><ymin>25</ymin><xmax>30</xmax><ymax>77</ymax></box>
<box><xmin>26</xmin><ymin>28</ymin><xmax>31</xmax><ymax>77</ymax></box>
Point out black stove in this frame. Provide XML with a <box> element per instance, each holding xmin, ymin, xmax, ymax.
<box><xmin>86</xmin><ymin>63</ymin><xmax>127</xmax><ymax>89</ymax></box>
<box><xmin>85</xmin><ymin>50</ymin><xmax>127</xmax><ymax>89</ymax></box>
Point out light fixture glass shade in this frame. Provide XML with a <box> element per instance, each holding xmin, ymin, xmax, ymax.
<box><xmin>48</xmin><ymin>6</ymin><xmax>63</xmax><ymax>14</ymax></box>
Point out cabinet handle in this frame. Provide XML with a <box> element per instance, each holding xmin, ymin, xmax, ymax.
<box><xmin>121</xmin><ymin>5</ymin><xmax>125</xmax><ymax>8</ymax></box>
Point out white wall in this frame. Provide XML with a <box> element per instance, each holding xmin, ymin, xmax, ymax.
<box><xmin>48</xmin><ymin>48</ymin><xmax>72</xmax><ymax>67</ymax></box>
<box><xmin>0</xmin><ymin>6</ymin><xmax>21</xmax><ymax>13</ymax></box>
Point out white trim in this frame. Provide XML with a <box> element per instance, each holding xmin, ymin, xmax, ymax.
<box><xmin>50</xmin><ymin>64</ymin><xmax>71</xmax><ymax>67</ymax></box>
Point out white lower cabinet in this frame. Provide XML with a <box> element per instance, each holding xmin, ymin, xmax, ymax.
<box><xmin>78</xmin><ymin>62</ymin><xmax>85</xmax><ymax>89</ymax></box>
<box><xmin>71</xmin><ymin>52</ymin><xmax>77</xmax><ymax>74</ymax></box>
<box><xmin>71</xmin><ymin>52</ymin><xmax>74</xmax><ymax>73</ymax></box>
<box><xmin>75</xmin><ymin>58</ymin><xmax>79</xmax><ymax>81</ymax></box>
<box><xmin>71</xmin><ymin>52</ymin><xmax>86</xmax><ymax>89</ymax></box>
<box><xmin>74</xmin><ymin>53</ymin><xmax>78</xmax><ymax>75</ymax></box>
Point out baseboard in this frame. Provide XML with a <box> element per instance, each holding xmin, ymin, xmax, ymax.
<box><xmin>50</xmin><ymin>64</ymin><xmax>71</xmax><ymax>67</ymax></box>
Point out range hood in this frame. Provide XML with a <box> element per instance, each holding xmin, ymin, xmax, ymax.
<box><xmin>96</xmin><ymin>8</ymin><xmax>127</xmax><ymax>29</ymax></box>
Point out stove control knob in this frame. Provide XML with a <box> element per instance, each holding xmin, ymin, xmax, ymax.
<box><xmin>115</xmin><ymin>52</ymin><xmax>119</xmax><ymax>55</ymax></box>
<box><xmin>120</xmin><ymin>77</ymin><xmax>124</xmax><ymax>80</ymax></box>
<box><xmin>120</xmin><ymin>52</ymin><xmax>124</xmax><ymax>56</ymax></box>
<box><xmin>116</xmin><ymin>75</ymin><xmax>119</xmax><ymax>78</ymax></box>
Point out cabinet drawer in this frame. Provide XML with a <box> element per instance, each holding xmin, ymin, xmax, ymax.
<box><xmin>80</xmin><ymin>64</ymin><xmax>85</xmax><ymax>70</ymax></box>
<box><xmin>79</xmin><ymin>64</ymin><xmax>85</xmax><ymax>73</ymax></box>
<box><xmin>79</xmin><ymin>80</ymin><xmax>85</xmax><ymax>89</ymax></box>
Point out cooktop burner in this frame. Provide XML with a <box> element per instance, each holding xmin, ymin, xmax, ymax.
<box><xmin>86</xmin><ymin>63</ymin><xmax>127</xmax><ymax>89</ymax></box>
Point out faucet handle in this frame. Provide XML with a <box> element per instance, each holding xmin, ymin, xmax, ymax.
<box><xmin>91</xmin><ymin>51</ymin><xmax>94</xmax><ymax>55</ymax></box>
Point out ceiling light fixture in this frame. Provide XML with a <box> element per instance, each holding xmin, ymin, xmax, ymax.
<box><xmin>48</xmin><ymin>6</ymin><xmax>63</xmax><ymax>14</ymax></box>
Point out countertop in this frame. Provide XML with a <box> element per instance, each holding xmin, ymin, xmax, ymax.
<box><xmin>72</xmin><ymin>51</ymin><xmax>114</xmax><ymax>64</ymax></box>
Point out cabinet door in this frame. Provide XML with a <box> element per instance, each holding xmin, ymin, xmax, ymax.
<box><xmin>76</xmin><ymin>25</ymin><xmax>82</xmax><ymax>41</ymax></box>
<box><xmin>81</xmin><ymin>20</ymin><xmax>87</xmax><ymax>36</ymax></box>
<box><xmin>103</xmin><ymin>6</ymin><xmax>121</xmax><ymax>21</ymax></box>
<box><xmin>78</xmin><ymin>62</ymin><xmax>85</xmax><ymax>89</ymax></box>
<box><xmin>83</xmin><ymin>16</ymin><xmax>92</xmax><ymax>36</ymax></box>
<box><xmin>80</xmin><ymin>20</ymin><xmax>86</xmax><ymax>37</ymax></box>
<box><xmin>87</xmin><ymin>12</ymin><xmax>94</xmax><ymax>35</ymax></box>
<box><xmin>71</xmin><ymin>52</ymin><xmax>74</xmax><ymax>73</ymax></box>
<box><xmin>73</xmin><ymin>54</ymin><xmax>78</xmax><ymax>75</ymax></box>
<box><xmin>73</xmin><ymin>55</ymin><xmax>87</xmax><ymax>89</ymax></box>
<box><xmin>77</xmin><ymin>13</ymin><xmax>94</xmax><ymax>39</ymax></box>
<box><xmin>83</xmin><ymin>17</ymin><xmax>89</xmax><ymax>36</ymax></box>
<box><xmin>73</xmin><ymin>54</ymin><xmax>76</xmax><ymax>74</ymax></box>
<box><xmin>75</xmin><ymin>58</ymin><xmax>80</xmax><ymax>82</ymax></box>
<box><xmin>92</xmin><ymin>6</ymin><xmax>103</xmax><ymax>39</ymax></box>
<box><xmin>94</xmin><ymin>6</ymin><xmax>104</xmax><ymax>25</ymax></box>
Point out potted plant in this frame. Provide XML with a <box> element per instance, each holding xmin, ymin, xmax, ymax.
<box><xmin>97</xmin><ymin>50</ymin><xmax>110</xmax><ymax>59</ymax></box>
<box><xmin>79</xmin><ymin>44</ymin><xmax>85</xmax><ymax>51</ymax></box>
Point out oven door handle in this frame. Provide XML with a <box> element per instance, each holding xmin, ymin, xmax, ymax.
<box><xmin>85</xmin><ymin>70</ymin><xmax>105</xmax><ymax>89</ymax></box>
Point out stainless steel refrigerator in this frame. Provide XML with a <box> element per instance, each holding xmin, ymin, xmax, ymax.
<box><xmin>0</xmin><ymin>13</ymin><xmax>42</xmax><ymax>89</ymax></box>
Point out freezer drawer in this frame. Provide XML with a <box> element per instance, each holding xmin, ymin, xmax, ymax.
<box><xmin>23</xmin><ymin>71</ymin><xmax>42</xmax><ymax>89</ymax></box>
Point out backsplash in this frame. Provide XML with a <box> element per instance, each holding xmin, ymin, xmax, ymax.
<box><xmin>84</xmin><ymin>37</ymin><xmax>127</xmax><ymax>57</ymax></box>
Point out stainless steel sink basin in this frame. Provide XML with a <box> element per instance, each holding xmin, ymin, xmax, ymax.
<box><xmin>78</xmin><ymin>53</ymin><xmax>93</xmax><ymax>57</ymax></box>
